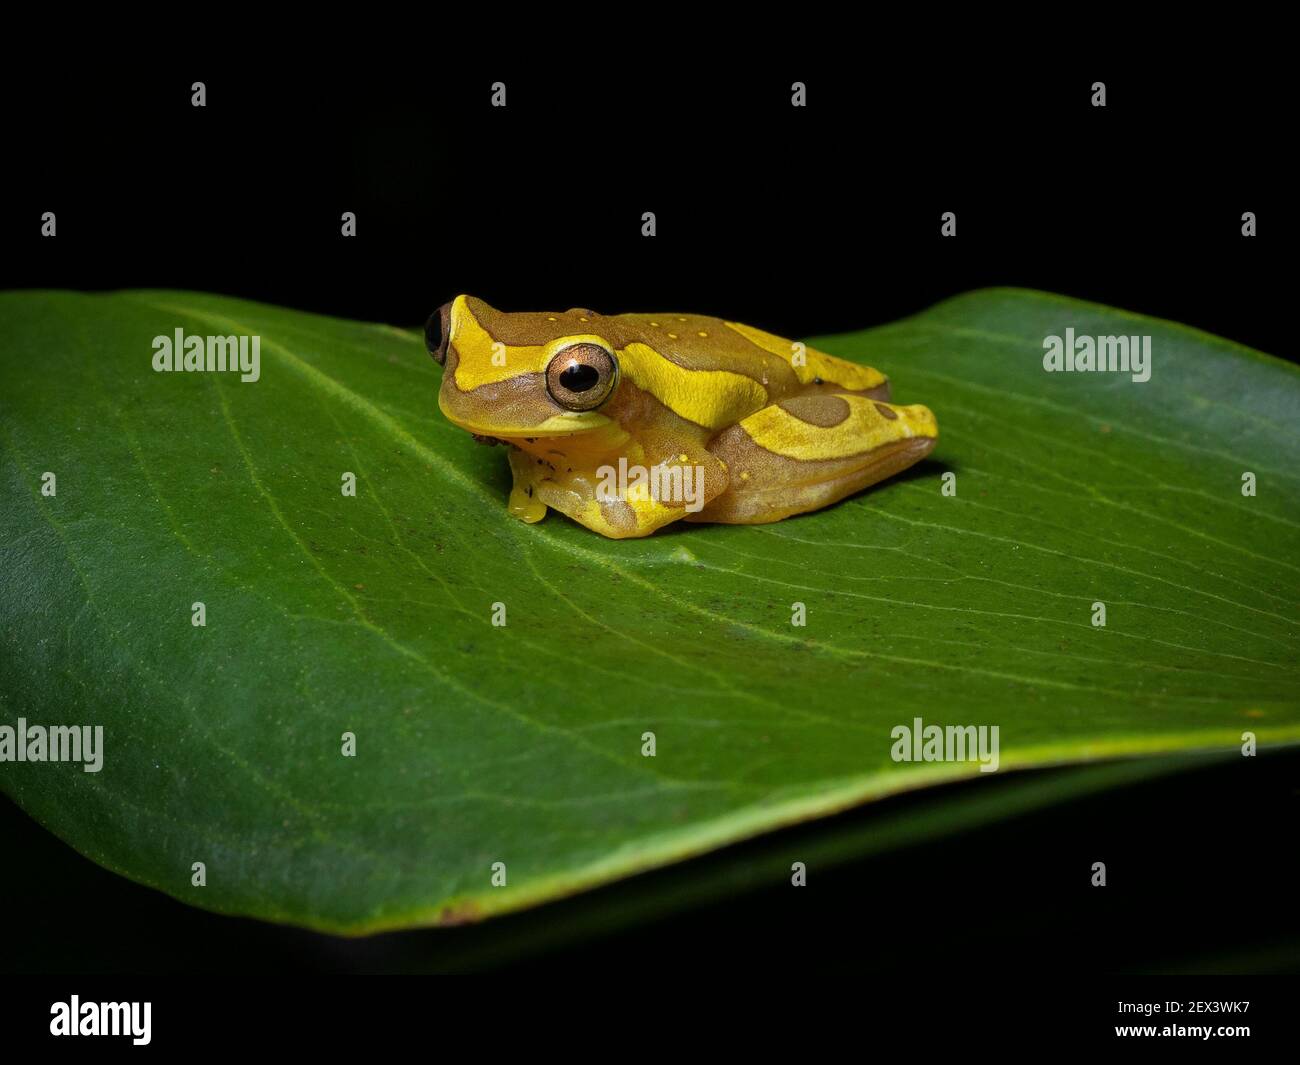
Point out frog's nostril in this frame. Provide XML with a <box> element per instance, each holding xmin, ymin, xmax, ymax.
<box><xmin>426</xmin><ymin>301</ymin><xmax>452</xmax><ymax>366</ymax></box>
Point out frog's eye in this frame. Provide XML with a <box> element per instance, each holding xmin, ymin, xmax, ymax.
<box><xmin>425</xmin><ymin>302</ymin><xmax>452</xmax><ymax>366</ymax></box>
<box><xmin>545</xmin><ymin>343</ymin><xmax>617</xmax><ymax>411</ymax></box>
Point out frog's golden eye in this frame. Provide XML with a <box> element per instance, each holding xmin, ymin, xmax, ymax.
<box><xmin>545</xmin><ymin>343</ymin><xmax>616</xmax><ymax>411</ymax></box>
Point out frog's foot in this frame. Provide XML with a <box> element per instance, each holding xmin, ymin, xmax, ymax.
<box><xmin>507</xmin><ymin>447</ymin><xmax>548</xmax><ymax>523</ymax></box>
<box><xmin>689</xmin><ymin>393</ymin><xmax>937</xmax><ymax>525</ymax></box>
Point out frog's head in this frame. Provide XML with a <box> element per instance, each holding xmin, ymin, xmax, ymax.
<box><xmin>427</xmin><ymin>295</ymin><xmax>620</xmax><ymax>442</ymax></box>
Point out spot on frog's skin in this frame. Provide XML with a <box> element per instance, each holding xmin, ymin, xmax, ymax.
<box><xmin>600</xmin><ymin>497</ymin><xmax>638</xmax><ymax>535</ymax></box>
<box><xmin>431</xmin><ymin>295</ymin><xmax>938</xmax><ymax>538</ymax></box>
<box><xmin>778</xmin><ymin>394</ymin><xmax>851</xmax><ymax>429</ymax></box>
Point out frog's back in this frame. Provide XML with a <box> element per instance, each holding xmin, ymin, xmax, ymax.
<box><xmin>607</xmin><ymin>310</ymin><xmax>890</xmax><ymax>400</ymax></box>
<box><xmin>458</xmin><ymin>296</ymin><xmax>890</xmax><ymax>402</ymax></box>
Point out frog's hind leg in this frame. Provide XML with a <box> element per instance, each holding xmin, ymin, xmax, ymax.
<box><xmin>688</xmin><ymin>393</ymin><xmax>938</xmax><ymax>525</ymax></box>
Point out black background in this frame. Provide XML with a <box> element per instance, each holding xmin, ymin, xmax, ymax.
<box><xmin>2</xmin><ymin>50</ymin><xmax>1296</xmax><ymax>978</ymax></box>
<box><xmin>2</xmin><ymin>56</ymin><xmax>1293</xmax><ymax>357</ymax></box>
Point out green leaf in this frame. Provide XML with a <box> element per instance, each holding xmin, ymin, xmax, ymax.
<box><xmin>2</xmin><ymin>288</ymin><xmax>1297</xmax><ymax>934</ymax></box>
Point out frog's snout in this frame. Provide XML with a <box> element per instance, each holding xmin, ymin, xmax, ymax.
<box><xmin>425</xmin><ymin>301</ymin><xmax>453</xmax><ymax>366</ymax></box>
<box><xmin>875</xmin><ymin>401</ymin><xmax>937</xmax><ymax>445</ymax></box>
<box><xmin>902</xmin><ymin>403</ymin><xmax>939</xmax><ymax>441</ymax></box>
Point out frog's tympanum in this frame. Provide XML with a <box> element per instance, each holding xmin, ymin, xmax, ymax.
<box><xmin>427</xmin><ymin>296</ymin><xmax>938</xmax><ymax>539</ymax></box>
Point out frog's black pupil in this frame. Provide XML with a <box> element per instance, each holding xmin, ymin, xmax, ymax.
<box><xmin>559</xmin><ymin>362</ymin><xmax>600</xmax><ymax>393</ymax></box>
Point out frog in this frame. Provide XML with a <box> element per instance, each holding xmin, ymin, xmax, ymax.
<box><xmin>426</xmin><ymin>295</ymin><xmax>938</xmax><ymax>539</ymax></box>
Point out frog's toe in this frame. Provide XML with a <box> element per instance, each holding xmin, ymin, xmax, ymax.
<box><xmin>507</xmin><ymin>485</ymin><xmax>548</xmax><ymax>523</ymax></box>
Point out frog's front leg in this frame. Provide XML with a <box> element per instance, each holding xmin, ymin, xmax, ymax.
<box><xmin>506</xmin><ymin>447</ymin><xmax>549</xmax><ymax>523</ymax></box>
<box><xmin>688</xmin><ymin>393</ymin><xmax>938</xmax><ymax>525</ymax></box>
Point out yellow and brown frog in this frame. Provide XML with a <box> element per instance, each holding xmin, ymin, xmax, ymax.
<box><xmin>427</xmin><ymin>296</ymin><xmax>937</xmax><ymax>539</ymax></box>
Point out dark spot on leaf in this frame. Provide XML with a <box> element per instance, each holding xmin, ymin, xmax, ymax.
<box><xmin>437</xmin><ymin>900</ymin><xmax>483</xmax><ymax>926</ymax></box>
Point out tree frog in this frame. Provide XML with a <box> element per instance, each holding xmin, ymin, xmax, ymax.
<box><xmin>427</xmin><ymin>296</ymin><xmax>937</xmax><ymax>539</ymax></box>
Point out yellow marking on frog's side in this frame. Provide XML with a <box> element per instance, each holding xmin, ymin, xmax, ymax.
<box><xmin>617</xmin><ymin>342</ymin><xmax>770</xmax><ymax>431</ymax></box>
<box><xmin>742</xmin><ymin>395</ymin><xmax>937</xmax><ymax>461</ymax></box>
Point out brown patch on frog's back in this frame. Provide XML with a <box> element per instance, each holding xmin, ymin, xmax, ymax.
<box><xmin>777</xmin><ymin>394</ymin><xmax>852</xmax><ymax>428</ymax></box>
<box><xmin>465</xmin><ymin>297</ymin><xmax>606</xmax><ymax>346</ymax></box>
